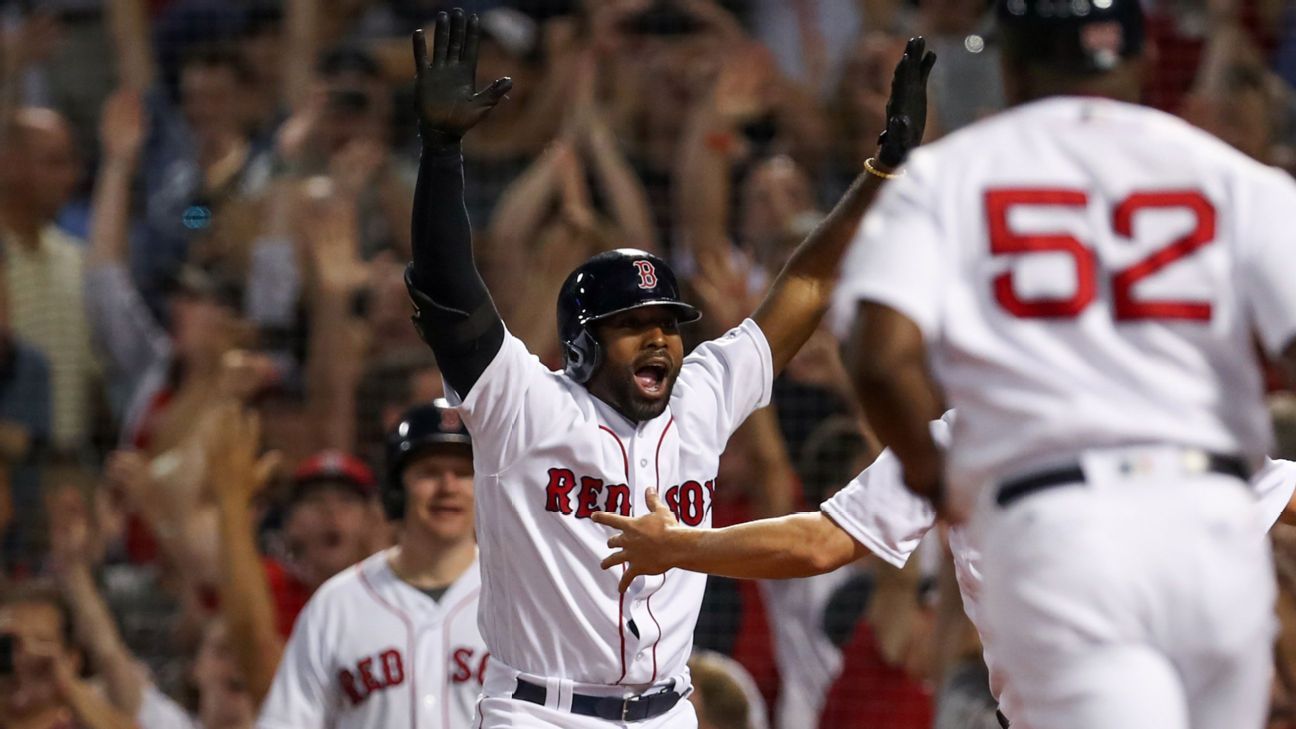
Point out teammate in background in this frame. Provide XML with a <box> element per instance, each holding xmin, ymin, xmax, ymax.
<box><xmin>837</xmin><ymin>0</ymin><xmax>1296</xmax><ymax>725</ymax></box>
<box><xmin>404</xmin><ymin>8</ymin><xmax>933</xmax><ymax>727</ymax></box>
<box><xmin>257</xmin><ymin>400</ymin><xmax>486</xmax><ymax>729</ymax></box>
<box><xmin>594</xmin><ymin>413</ymin><xmax>1296</xmax><ymax>726</ymax></box>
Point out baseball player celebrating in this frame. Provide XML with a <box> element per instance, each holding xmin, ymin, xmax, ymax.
<box><xmin>404</xmin><ymin>9</ymin><xmax>933</xmax><ymax>727</ymax></box>
<box><xmin>830</xmin><ymin>0</ymin><xmax>1296</xmax><ymax>726</ymax></box>
<box><xmin>594</xmin><ymin>409</ymin><xmax>1296</xmax><ymax>726</ymax></box>
<box><xmin>257</xmin><ymin>400</ymin><xmax>486</xmax><ymax>729</ymax></box>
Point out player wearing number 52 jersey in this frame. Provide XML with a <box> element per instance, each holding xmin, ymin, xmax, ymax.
<box><xmin>256</xmin><ymin>401</ymin><xmax>487</xmax><ymax>729</ymax></box>
<box><xmin>404</xmin><ymin>8</ymin><xmax>933</xmax><ymax>728</ymax></box>
<box><xmin>593</xmin><ymin>410</ymin><xmax>1296</xmax><ymax>727</ymax></box>
<box><xmin>836</xmin><ymin>0</ymin><xmax>1296</xmax><ymax>727</ymax></box>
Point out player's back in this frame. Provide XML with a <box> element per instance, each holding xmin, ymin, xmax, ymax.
<box><xmin>843</xmin><ymin>95</ymin><xmax>1296</xmax><ymax>508</ymax></box>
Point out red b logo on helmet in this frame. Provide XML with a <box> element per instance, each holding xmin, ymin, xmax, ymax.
<box><xmin>633</xmin><ymin>260</ymin><xmax>658</xmax><ymax>290</ymax></box>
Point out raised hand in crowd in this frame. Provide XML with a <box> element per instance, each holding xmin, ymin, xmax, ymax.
<box><xmin>46</xmin><ymin>483</ymin><xmax>149</xmax><ymax>718</ymax></box>
<box><xmin>10</xmin><ymin>638</ymin><xmax>139</xmax><ymax>729</ymax></box>
<box><xmin>207</xmin><ymin>402</ymin><xmax>284</xmax><ymax>704</ymax></box>
<box><xmin>99</xmin><ymin>88</ymin><xmax>146</xmax><ymax>168</ymax></box>
<box><xmin>297</xmin><ymin>178</ymin><xmax>371</xmax><ymax>452</ymax></box>
<box><xmin>90</xmin><ymin>88</ymin><xmax>146</xmax><ymax>267</ymax></box>
<box><xmin>107</xmin><ymin>443</ymin><xmax>222</xmax><ymax>595</ymax></box>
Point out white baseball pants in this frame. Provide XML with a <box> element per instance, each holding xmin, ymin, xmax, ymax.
<box><xmin>980</xmin><ymin>454</ymin><xmax>1276</xmax><ymax>729</ymax></box>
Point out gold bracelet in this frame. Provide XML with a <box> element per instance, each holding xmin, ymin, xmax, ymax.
<box><xmin>864</xmin><ymin>157</ymin><xmax>903</xmax><ymax>179</ymax></box>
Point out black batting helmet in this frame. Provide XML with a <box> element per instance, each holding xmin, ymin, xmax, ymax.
<box><xmin>383</xmin><ymin>399</ymin><xmax>472</xmax><ymax>519</ymax></box>
<box><xmin>556</xmin><ymin>249</ymin><xmax>701</xmax><ymax>383</ymax></box>
<box><xmin>997</xmin><ymin>0</ymin><xmax>1144</xmax><ymax>75</ymax></box>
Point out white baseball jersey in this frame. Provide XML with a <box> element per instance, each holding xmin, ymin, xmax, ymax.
<box><xmin>256</xmin><ymin>549</ymin><xmax>487</xmax><ymax>729</ymax></box>
<box><xmin>832</xmin><ymin>96</ymin><xmax>1296</xmax><ymax>514</ymax></box>
<box><xmin>822</xmin><ymin>409</ymin><xmax>1296</xmax><ymax>720</ymax></box>
<box><xmin>445</xmin><ymin>321</ymin><xmax>772</xmax><ymax>687</ymax></box>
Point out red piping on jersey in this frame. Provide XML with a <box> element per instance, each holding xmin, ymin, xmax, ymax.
<box><xmin>645</xmin><ymin>417</ymin><xmax>674</xmax><ymax>683</ymax></box>
<box><xmin>358</xmin><ymin>565</ymin><xmax>418</xmax><ymax>729</ymax></box>
<box><xmin>599</xmin><ymin>425</ymin><xmax>629</xmax><ymax>480</ymax></box>
<box><xmin>600</xmin><ymin>424</ymin><xmax>632</xmax><ymax>685</ymax></box>
<box><xmin>654</xmin><ymin>417</ymin><xmax>674</xmax><ymax>488</ymax></box>
<box><xmin>615</xmin><ymin>589</ymin><xmax>628</xmax><ymax>685</ymax></box>
<box><xmin>646</xmin><ymin>578</ymin><xmax>664</xmax><ymax>683</ymax></box>
<box><xmin>442</xmin><ymin>587</ymin><xmax>482</xmax><ymax>728</ymax></box>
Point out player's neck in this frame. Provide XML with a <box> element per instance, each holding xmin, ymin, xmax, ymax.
<box><xmin>390</xmin><ymin>531</ymin><xmax>476</xmax><ymax>590</ymax></box>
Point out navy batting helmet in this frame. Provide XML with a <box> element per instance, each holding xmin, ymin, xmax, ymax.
<box><xmin>556</xmin><ymin>249</ymin><xmax>701</xmax><ymax>384</ymax></box>
<box><xmin>383</xmin><ymin>399</ymin><xmax>472</xmax><ymax>520</ymax></box>
<box><xmin>997</xmin><ymin>0</ymin><xmax>1144</xmax><ymax>75</ymax></box>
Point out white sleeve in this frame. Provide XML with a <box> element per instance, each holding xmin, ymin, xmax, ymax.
<box><xmin>672</xmin><ymin>318</ymin><xmax>774</xmax><ymax>447</ymax></box>
<box><xmin>820</xmin><ymin>447</ymin><xmax>935</xmax><ymax>568</ymax></box>
<box><xmin>818</xmin><ymin>413</ymin><xmax>953</xmax><ymax>567</ymax></box>
<box><xmin>443</xmin><ymin>330</ymin><xmax>565</xmax><ymax>474</ymax></box>
<box><xmin>1239</xmin><ymin>168</ymin><xmax>1296</xmax><ymax>358</ymax></box>
<box><xmin>829</xmin><ymin>151</ymin><xmax>945</xmax><ymax>342</ymax></box>
<box><xmin>136</xmin><ymin>683</ymin><xmax>200</xmax><ymax>729</ymax></box>
<box><xmin>1253</xmin><ymin>458</ymin><xmax>1296</xmax><ymax>530</ymax></box>
<box><xmin>256</xmin><ymin>596</ymin><xmax>333</xmax><ymax>729</ymax></box>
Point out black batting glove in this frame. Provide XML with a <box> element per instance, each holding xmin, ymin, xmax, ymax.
<box><xmin>876</xmin><ymin>37</ymin><xmax>937</xmax><ymax>169</ymax></box>
<box><xmin>411</xmin><ymin>8</ymin><xmax>513</xmax><ymax>150</ymax></box>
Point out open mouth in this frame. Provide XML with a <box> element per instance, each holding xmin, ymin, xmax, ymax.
<box><xmin>633</xmin><ymin>361</ymin><xmax>670</xmax><ymax>398</ymax></box>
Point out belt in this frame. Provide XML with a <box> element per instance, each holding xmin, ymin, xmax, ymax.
<box><xmin>996</xmin><ymin>452</ymin><xmax>1249</xmax><ymax>508</ymax></box>
<box><xmin>512</xmin><ymin>678</ymin><xmax>683</xmax><ymax>722</ymax></box>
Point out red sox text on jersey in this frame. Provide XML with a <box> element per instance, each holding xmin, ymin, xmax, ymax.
<box><xmin>545</xmin><ymin>469</ymin><xmax>715</xmax><ymax>526</ymax></box>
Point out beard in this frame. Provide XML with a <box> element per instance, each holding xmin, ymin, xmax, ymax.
<box><xmin>606</xmin><ymin>369</ymin><xmax>677</xmax><ymax>422</ymax></box>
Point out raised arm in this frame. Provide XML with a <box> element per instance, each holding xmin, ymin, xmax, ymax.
<box><xmin>731</xmin><ymin>405</ymin><xmax>796</xmax><ymax>521</ymax></box>
<box><xmin>107</xmin><ymin>0</ymin><xmax>155</xmax><ymax>91</ymax></box>
<box><xmin>281</xmin><ymin>0</ymin><xmax>319</xmax><ymax>113</ymax></box>
<box><xmin>47</xmin><ymin>485</ymin><xmax>146</xmax><ymax>716</ymax></box>
<box><xmin>752</xmin><ymin>38</ymin><xmax>934</xmax><ymax>374</ymax></box>
<box><xmin>406</xmin><ymin>9</ymin><xmax>512</xmax><ymax>397</ymax></box>
<box><xmin>675</xmin><ymin>42</ymin><xmax>771</xmax><ymax>266</ymax></box>
<box><xmin>482</xmin><ymin>141</ymin><xmax>573</xmax><ymax>314</ymax></box>
<box><xmin>209</xmin><ymin>404</ymin><xmax>284</xmax><ymax>705</ymax></box>
<box><xmin>847</xmin><ymin>302</ymin><xmax>946</xmax><ymax>511</ymax></box>
<box><xmin>85</xmin><ymin>89</ymin><xmax>170</xmax><ymax>388</ymax></box>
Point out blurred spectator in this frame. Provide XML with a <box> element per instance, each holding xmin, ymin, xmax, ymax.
<box><xmin>111</xmin><ymin>0</ymin><xmax>274</xmax><ymax>307</ymax></box>
<box><xmin>482</xmin><ymin>43</ymin><xmax>657</xmax><ymax>359</ymax></box>
<box><xmin>916</xmin><ymin>0</ymin><xmax>1004</xmax><ymax>133</ymax></box>
<box><xmin>689</xmin><ymin>649</ymin><xmax>769</xmax><ymax>729</ymax></box>
<box><xmin>0</xmin><ymin>273</ymin><xmax>53</xmax><ymax>577</ymax></box>
<box><xmin>0</xmin><ymin>580</ymin><xmax>137</xmax><ymax>729</ymax></box>
<box><xmin>45</xmin><ymin>481</ymin><xmax>255</xmax><ymax>729</ymax></box>
<box><xmin>0</xmin><ymin>108</ymin><xmax>98</xmax><ymax>453</ymax></box>
<box><xmin>1144</xmin><ymin>0</ymin><xmax>1280</xmax><ymax>113</ymax></box>
<box><xmin>275</xmin><ymin>450</ymin><xmax>387</xmax><ymax>602</ymax></box>
<box><xmin>269</xmin><ymin>46</ymin><xmax>412</xmax><ymax>263</ymax></box>
<box><xmin>1178</xmin><ymin>21</ymin><xmax>1292</xmax><ymax>165</ymax></box>
<box><xmin>818</xmin><ymin>551</ymin><xmax>934</xmax><ymax>729</ymax></box>
<box><xmin>85</xmin><ymin>89</ymin><xmax>271</xmax><ymax>459</ymax></box>
<box><xmin>746</xmin><ymin>0</ymin><xmax>866</xmax><ymax>96</ymax></box>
